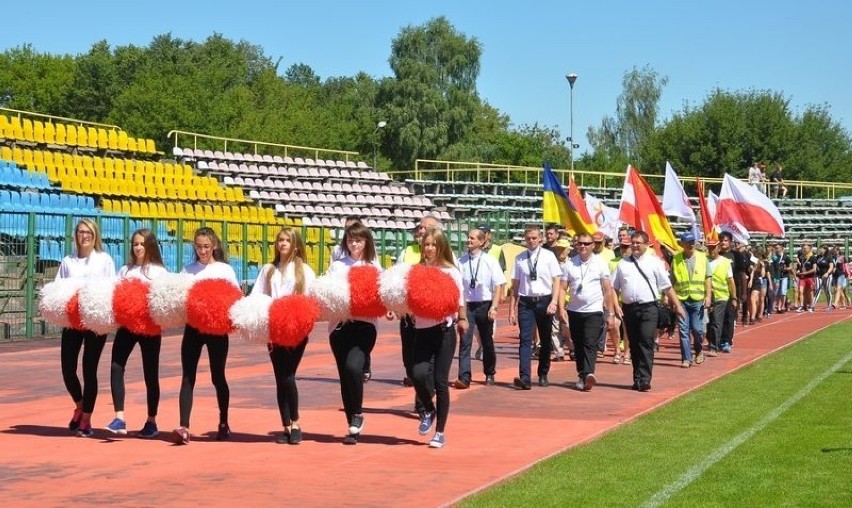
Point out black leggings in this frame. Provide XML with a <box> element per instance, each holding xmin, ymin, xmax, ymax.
<box><xmin>179</xmin><ymin>325</ymin><xmax>229</xmax><ymax>428</ymax></box>
<box><xmin>412</xmin><ymin>324</ymin><xmax>457</xmax><ymax>433</ymax></box>
<box><xmin>110</xmin><ymin>327</ymin><xmax>161</xmax><ymax>418</ymax></box>
<box><xmin>329</xmin><ymin>321</ymin><xmax>376</xmax><ymax>422</ymax></box>
<box><xmin>61</xmin><ymin>328</ymin><xmax>107</xmax><ymax>413</ymax></box>
<box><xmin>269</xmin><ymin>339</ymin><xmax>307</xmax><ymax>427</ymax></box>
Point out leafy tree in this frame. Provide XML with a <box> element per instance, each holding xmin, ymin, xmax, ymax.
<box><xmin>0</xmin><ymin>44</ymin><xmax>74</xmax><ymax>113</ymax></box>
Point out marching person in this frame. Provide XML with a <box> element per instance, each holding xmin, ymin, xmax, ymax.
<box><xmin>670</xmin><ymin>232</ymin><xmax>712</xmax><ymax>368</ymax></box>
<box><xmin>412</xmin><ymin>228</ymin><xmax>466</xmax><ymax>448</ymax></box>
<box><xmin>612</xmin><ymin>231</ymin><xmax>685</xmax><ymax>391</ymax></box>
<box><xmin>508</xmin><ymin>225</ymin><xmax>563</xmax><ymax>389</ymax></box>
<box><xmin>558</xmin><ymin>232</ymin><xmax>617</xmax><ymax>391</ymax></box>
<box><xmin>251</xmin><ymin>227</ymin><xmax>316</xmax><ymax>444</ymax></box>
<box><xmin>105</xmin><ymin>228</ymin><xmax>168</xmax><ymax>438</ymax></box>
<box><xmin>327</xmin><ymin>222</ymin><xmax>383</xmax><ymax>445</ymax></box>
<box><xmin>57</xmin><ymin>219</ymin><xmax>117</xmax><ymax>437</ymax></box>
<box><xmin>706</xmin><ymin>237</ymin><xmax>736</xmax><ymax>356</ymax></box>
<box><xmin>172</xmin><ymin>227</ymin><xmax>240</xmax><ymax>445</ymax></box>
<box><xmin>717</xmin><ymin>232</ymin><xmax>740</xmax><ymax>351</ymax></box>
<box><xmin>454</xmin><ymin>227</ymin><xmax>505</xmax><ymax>388</ymax></box>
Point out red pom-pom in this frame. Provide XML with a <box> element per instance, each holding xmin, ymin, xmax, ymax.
<box><xmin>186</xmin><ymin>279</ymin><xmax>243</xmax><ymax>335</ymax></box>
<box><xmin>348</xmin><ymin>265</ymin><xmax>386</xmax><ymax>318</ymax></box>
<box><xmin>268</xmin><ymin>294</ymin><xmax>320</xmax><ymax>348</ymax></box>
<box><xmin>113</xmin><ymin>279</ymin><xmax>161</xmax><ymax>337</ymax></box>
<box><xmin>65</xmin><ymin>292</ymin><xmax>86</xmax><ymax>331</ymax></box>
<box><xmin>407</xmin><ymin>265</ymin><xmax>460</xmax><ymax>320</ymax></box>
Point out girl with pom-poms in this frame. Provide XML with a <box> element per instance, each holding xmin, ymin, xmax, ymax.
<box><xmin>327</xmin><ymin>222</ymin><xmax>383</xmax><ymax>444</ymax></box>
<box><xmin>250</xmin><ymin>227</ymin><xmax>316</xmax><ymax>445</ymax></box>
<box><xmin>105</xmin><ymin>228</ymin><xmax>168</xmax><ymax>438</ymax></box>
<box><xmin>57</xmin><ymin>218</ymin><xmax>117</xmax><ymax>437</ymax></box>
<box><xmin>172</xmin><ymin>227</ymin><xmax>240</xmax><ymax>445</ymax></box>
<box><xmin>411</xmin><ymin>228</ymin><xmax>466</xmax><ymax>449</ymax></box>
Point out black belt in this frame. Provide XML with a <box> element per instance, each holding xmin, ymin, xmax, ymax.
<box><xmin>519</xmin><ymin>295</ymin><xmax>549</xmax><ymax>303</ymax></box>
<box><xmin>622</xmin><ymin>301</ymin><xmax>656</xmax><ymax>309</ymax></box>
<box><xmin>467</xmin><ymin>301</ymin><xmax>491</xmax><ymax>308</ymax></box>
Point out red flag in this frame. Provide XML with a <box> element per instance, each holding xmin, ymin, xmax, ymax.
<box><xmin>618</xmin><ymin>165</ymin><xmax>679</xmax><ymax>253</ymax></box>
<box><xmin>567</xmin><ymin>176</ymin><xmax>594</xmax><ymax>226</ymax></box>
<box><xmin>716</xmin><ymin>174</ymin><xmax>785</xmax><ymax>236</ymax></box>
<box><xmin>696</xmin><ymin>178</ymin><xmax>715</xmax><ymax>241</ymax></box>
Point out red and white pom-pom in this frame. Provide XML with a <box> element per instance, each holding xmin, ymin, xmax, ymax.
<box><xmin>379</xmin><ymin>264</ymin><xmax>411</xmax><ymax>315</ymax></box>
<box><xmin>78</xmin><ymin>279</ymin><xmax>118</xmax><ymax>335</ymax></box>
<box><xmin>229</xmin><ymin>294</ymin><xmax>272</xmax><ymax>343</ymax></box>
<box><xmin>148</xmin><ymin>273</ymin><xmax>194</xmax><ymax>330</ymax></box>
<box><xmin>186</xmin><ymin>279</ymin><xmax>243</xmax><ymax>335</ymax></box>
<box><xmin>39</xmin><ymin>278</ymin><xmax>84</xmax><ymax>329</ymax></box>
<box><xmin>348</xmin><ymin>265</ymin><xmax>387</xmax><ymax>318</ymax></box>
<box><xmin>309</xmin><ymin>271</ymin><xmax>351</xmax><ymax>322</ymax></box>
<box><xmin>407</xmin><ymin>264</ymin><xmax>460</xmax><ymax>320</ymax></box>
<box><xmin>269</xmin><ymin>294</ymin><xmax>320</xmax><ymax>348</ymax></box>
<box><xmin>113</xmin><ymin>278</ymin><xmax>161</xmax><ymax>337</ymax></box>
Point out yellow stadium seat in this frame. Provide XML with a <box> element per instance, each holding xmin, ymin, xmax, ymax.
<box><xmin>43</xmin><ymin>122</ymin><xmax>56</xmax><ymax>144</ymax></box>
<box><xmin>129</xmin><ymin>201</ymin><xmax>140</xmax><ymax>217</ymax></box>
<box><xmin>101</xmin><ymin>199</ymin><xmax>114</xmax><ymax>212</ymax></box>
<box><xmin>0</xmin><ymin>145</ymin><xmax>11</xmax><ymax>161</ymax></box>
<box><xmin>66</xmin><ymin>124</ymin><xmax>78</xmax><ymax>146</ymax></box>
<box><xmin>8</xmin><ymin>117</ymin><xmax>22</xmax><ymax>140</ymax></box>
<box><xmin>23</xmin><ymin>149</ymin><xmax>34</xmax><ymax>168</ymax></box>
<box><xmin>87</xmin><ymin>127</ymin><xmax>98</xmax><ymax>149</ymax></box>
<box><xmin>43</xmin><ymin>150</ymin><xmax>54</xmax><ymax>166</ymax></box>
<box><xmin>33</xmin><ymin>150</ymin><xmax>44</xmax><ymax>169</ymax></box>
<box><xmin>107</xmin><ymin>129</ymin><xmax>118</xmax><ymax>150</ymax></box>
<box><xmin>128</xmin><ymin>138</ymin><xmax>138</xmax><ymax>152</ymax></box>
<box><xmin>138</xmin><ymin>202</ymin><xmax>150</xmax><ymax>217</ymax></box>
<box><xmin>22</xmin><ymin>118</ymin><xmax>34</xmax><ymax>142</ymax></box>
<box><xmin>82</xmin><ymin>155</ymin><xmax>93</xmax><ymax>172</ymax></box>
<box><xmin>54</xmin><ymin>123</ymin><xmax>66</xmax><ymax>144</ymax></box>
<box><xmin>33</xmin><ymin>120</ymin><xmax>45</xmax><ymax>143</ymax></box>
<box><xmin>77</xmin><ymin>125</ymin><xmax>89</xmax><ymax>147</ymax></box>
<box><xmin>0</xmin><ymin>115</ymin><xmax>7</xmax><ymax>139</ymax></box>
<box><xmin>46</xmin><ymin>165</ymin><xmax>60</xmax><ymax>182</ymax></box>
<box><xmin>12</xmin><ymin>147</ymin><xmax>24</xmax><ymax>165</ymax></box>
<box><xmin>93</xmin><ymin>157</ymin><xmax>104</xmax><ymax>175</ymax></box>
<box><xmin>97</xmin><ymin>128</ymin><xmax>108</xmax><ymax>149</ymax></box>
<box><xmin>118</xmin><ymin>130</ymin><xmax>128</xmax><ymax>151</ymax></box>
<box><xmin>137</xmin><ymin>138</ymin><xmax>148</xmax><ymax>153</ymax></box>
<box><xmin>146</xmin><ymin>138</ymin><xmax>156</xmax><ymax>153</ymax></box>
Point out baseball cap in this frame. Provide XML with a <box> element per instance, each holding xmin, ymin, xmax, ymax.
<box><xmin>477</xmin><ymin>223</ymin><xmax>491</xmax><ymax>233</ymax></box>
<box><xmin>679</xmin><ymin>232</ymin><xmax>696</xmax><ymax>243</ymax></box>
<box><xmin>554</xmin><ymin>238</ymin><xmax>571</xmax><ymax>249</ymax></box>
<box><xmin>592</xmin><ymin>231</ymin><xmax>605</xmax><ymax>242</ymax></box>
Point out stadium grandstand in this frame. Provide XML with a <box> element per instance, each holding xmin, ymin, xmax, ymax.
<box><xmin>2</xmin><ymin>107</ymin><xmax>852</xmax><ymax>340</ymax></box>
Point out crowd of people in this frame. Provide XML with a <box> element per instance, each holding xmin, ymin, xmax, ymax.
<box><xmin>53</xmin><ymin>214</ymin><xmax>849</xmax><ymax>448</ymax></box>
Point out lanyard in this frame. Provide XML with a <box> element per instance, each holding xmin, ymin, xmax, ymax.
<box><xmin>468</xmin><ymin>252</ymin><xmax>483</xmax><ymax>288</ymax></box>
<box><xmin>527</xmin><ymin>248</ymin><xmax>540</xmax><ymax>277</ymax></box>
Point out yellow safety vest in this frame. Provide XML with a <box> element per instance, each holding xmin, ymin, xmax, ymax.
<box><xmin>711</xmin><ymin>257</ymin><xmax>732</xmax><ymax>301</ymax></box>
<box><xmin>401</xmin><ymin>244</ymin><xmax>421</xmax><ymax>265</ymax></box>
<box><xmin>672</xmin><ymin>251</ymin><xmax>708</xmax><ymax>301</ymax></box>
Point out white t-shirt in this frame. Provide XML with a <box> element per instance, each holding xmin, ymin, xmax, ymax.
<box><xmin>56</xmin><ymin>250</ymin><xmax>116</xmax><ymax>280</ymax></box>
<box><xmin>250</xmin><ymin>262</ymin><xmax>316</xmax><ymax>299</ymax></box>
<box><xmin>458</xmin><ymin>250</ymin><xmax>506</xmax><ymax>303</ymax></box>
<box><xmin>612</xmin><ymin>253</ymin><xmax>672</xmax><ymax>304</ymax></box>
<box><xmin>327</xmin><ymin>256</ymin><xmax>383</xmax><ymax>330</ymax></box>
<box><xmin>562</xmin><ymin>254</ymin><xmax>610</xmax><ymax>313</ymax></box>
<box><xmin>118</xmin><ymin>263</ymin><xmax>169</xmax><ymax>281</ymax></box>
<box><xmin>510</xmin><ymin>247</ymin><xmax>562</xmax><ymax>297</ymax></box>
<box><xmin>181</xmin><ymin>261</ymin><xmax>240</xmax><ymax>287</ymax></box>
<box><xmin>709</xmin><ymin>257</ymin><xmax>734</xmax><ymax>279</ymax></box>
<box><xmin>414</xmin><ymin>265</ymin><xmax>465</xmax><ymax>329</ymax></box>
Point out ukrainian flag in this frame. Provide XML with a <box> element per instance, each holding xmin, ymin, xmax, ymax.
<box><xmin>542</xmin><ymin>163</ymin><xmax>596</xmax><ymax>235</ymax></box>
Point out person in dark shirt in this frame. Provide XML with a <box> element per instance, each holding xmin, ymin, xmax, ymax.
<box><xmin>814</xmin><ymin>245</ymin><xmax>835</xmax><ymax>310</ymax></box>
<box><xmin>831</xmin><ymin>245</ymin><xmax>849</xmax><ymax>309</ymax></box>
<box><xmin>770</xmin><ymin>243</ymin><xmax>793</xmax><ymax>313</ymax></box>
<box><xmin>796</xmin><ymin>244</ymin><xmax>817</xmax><ymax>312</ymax></box>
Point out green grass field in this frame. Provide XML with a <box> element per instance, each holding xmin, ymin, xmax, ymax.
<box><xmin>461</xmin><ymin>323</ymin><xmax>852</xmax><ymax>507</ymax></box>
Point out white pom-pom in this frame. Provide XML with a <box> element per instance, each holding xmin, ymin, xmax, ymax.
<box><xmin>309</xmin><ymin>271</ymin><xmax>351</xmax><ymax>322</ymax></box>
<box><xmin>229</xmin><ymin>294</ymin><xmax>272</xmax><ymax>343</ymax></box>
<box><xmin>39</xmin><ymin>278</ymin><xmax>84</xmax><ymax>328</ymax></box>
<box><xmin>78</xmin><ymin>279</ymin><xmax>118</xmax><ymax>334</ymax></box>
<box><xmin>148</xmin><ymin>273</ymin><xmax>194</xmax><ymax>330</ymax></box>
<box><xmin>379</xmin><ymin>263</ymin><xmax>411</xmax><ymax>315</ymax></box>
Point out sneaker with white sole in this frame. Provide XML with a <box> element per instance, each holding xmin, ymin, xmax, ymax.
<box><xmin>138</xmin><ymin>421</ymin><xmax>159</xmax><ymax>438</ymax></box>
<box><xmin>429</xmin><ymin>432</ymin><xmax>445</xmax><ymax>448</ymax></box>
<box><xmin>348</xmin><ymin>414</ymin><xmax>364</xmax><ymax>435</ymax></box>
<box><xmin>105</xmin><ymin>418</ymin><xmax>127</xmax><ymax>435</ymax></box>
<box><xmin>418</xmin><ymin>411</ymin><xmax>434</xmax><ymax>435</ymax></box>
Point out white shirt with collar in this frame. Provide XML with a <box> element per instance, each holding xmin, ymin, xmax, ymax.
<box><xmin>510</xmin><ymin>246</ymin><xmax>562</xmax><ymax>297</ymax></box>
<box><xmin>181</xmin><ymin>261</ymin><xmax>240</xmax><ymax>287</ymax></box>
<box><xmin>612</xmin><ymin>252</ymin><xmax>672</xmax><ymax>304</ymax></box>
<box><xmin>57</xmin><ymin>250</ymin><xmax>116</xmax><ymax>280</ymax></box>
<box><xmin>118</xmin><ymin>263</ymin><xmax>169</xmax><ymax>281</ymax></box>
<box><xmin>458</xmin><ymin>250</ymin><xmax>506</xmax><ymax>303</ymax></box>
<box><xmin>251</xmin><ymin>262</ymin><xmax>317</xmax><ymax>299</ymax></box>
<box><xmin>562</xmin><ymin>254</ymin><xmax>610</xmax><ymax>313</ymax></box>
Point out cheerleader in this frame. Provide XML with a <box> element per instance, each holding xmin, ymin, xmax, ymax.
<box><xmin>327</xmin><ymin>223</ymin><xmax>382</xmax><ymax>445</ymax></box>
<box><xmin>105</xmin><ymin>229</ymin><xmax>168</xmax><ymax>438</ymax></box>
<box><xmin>172</xmin><ymin>227</ymin><xmax>240</xmax><ymax>445</ymax></box>
<box><xmin>250</xmin><ymin>227</ymin><xmax>316</xmax><ymax>444</ymax></box>
<box><xmin>412</xmin><ymin>228</ymin><xmax>466</xmax><ymax>448</ymax></box>
<box><xmin>58</xmin><ymin>219</ymin><xmax>116</xmax><ymax>437</ymax></box>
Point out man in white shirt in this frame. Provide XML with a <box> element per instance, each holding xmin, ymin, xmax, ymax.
<box><xmin>612</xmin><ymin>231</ymin><xmax>685</xmax><ymax>392</ymax></box>
<box><xmin>559</xmin><ymin>232</ymin><xmax>617</xmax><ymax>391</ymax></box>
<box><xmin>508</xmin><ymin>225</ymin><xmax>563</xmax><ymax>389</ymax></box>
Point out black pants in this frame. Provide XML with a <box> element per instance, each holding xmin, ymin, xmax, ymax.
<box><xmin>622</xmin><ymin>303</ymin><xmax>658</xmax><ymax>387</ymax></box>
<box><xmin>330</xmin><ymin>321</ymin><xmax>376</xmax><ymax>422</ymax></box>
<box><xmin>179</xmin><ymin>325</ymin><xmax>229</xmax><ymax>428</ymax></box>
<box><xmin>61</xmin><ymin>328</ymin><xmax>107</xmax><ymax>413</ymax></box>
<box><xmin>568</xmin><ymin>311</ymin><xmax>604</xmax><ymax>379</ymax></box>
<box><xmin>401</xmin><ymin>316</ymin><xmax>434</xmax><ymax>413</ymax></box>
<box><xmin>458</xmin><ymin>301</ymin><xmax>496</xmax><ymax>383</ymax></box>
<box><xmin>110</xmin><ymin>327</ymin><xmax>161</xmax><ymax>417</ymax></box>
<box><xmin>269</xmin><ymin>339</ymin><xmax>307</xmax><ymax>427</ymax></box>
<box><xmin>412</xmin><ymin>323</ymin><xmax>457</xmax><ymax>433</ymax></box>
<box><xmin>707</xmin><ymin>300</ymin><xmax>728</xmax><ymax>351</ymax></box>
<box><xmin>722</xmin><ymin>299</ymin><xmax>737</xmax><ymax>346</ymax></box>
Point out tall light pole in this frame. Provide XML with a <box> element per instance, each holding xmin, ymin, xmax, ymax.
<box><xmin>373</xmin><ymin>120</ymin><xmax>387</xmax><ymax>170</ymax></box>
<box><xmin>566</xmin><ymin>73</ymin><xmax>578</xmax><ymax>172</ymax></box>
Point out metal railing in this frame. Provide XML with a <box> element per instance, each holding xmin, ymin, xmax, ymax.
<box><xmin>167</xmin><ymin>130</ymin><xmax>361</xmax><ymax>162</ymax></box>
<box><xmin>0</xmin><ymin>107</ymin><xmax>123</xmax><ymax>131</ymax></box>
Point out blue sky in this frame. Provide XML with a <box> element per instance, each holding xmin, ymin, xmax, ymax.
<box><xmin>3</xmin><ymin>0</ymin><xmax>850</xmax><ymax>159</ymax></box>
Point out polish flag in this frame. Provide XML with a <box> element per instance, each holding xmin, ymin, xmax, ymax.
<box><xmin>662</xmin><ymin>161</ymin><xmax>696</xmax><ymax>222</ymax></box>
<box><xmin>716</xmin><ymin>173</ymin><xmax>785</xmax><ymax>236</ymax></box>
<box><xmin>618</xmin><ymin>165</ymin><xmax>679</xmax><ymax>253</ymax></box>
<box><xmin>696</xmin><ymin>178</ymin><xmax>715</xmax><ymax>241</ymax></box>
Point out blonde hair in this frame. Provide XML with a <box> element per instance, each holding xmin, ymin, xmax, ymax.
<box><xmin>75</xmin><ymin>218</ymin><xmax>104</xmax><ymax>253</ymax></box>
<box><xmin>265</xmin><ymin>228</ymin><xmax>308</xmax><ymax>295</ymax></box>
<box><xmin>420</xmin><ymin>228</ymin><xmax>455</xmax><ymax>268</ymax></box>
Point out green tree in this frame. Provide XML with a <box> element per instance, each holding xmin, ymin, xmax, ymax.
<box><xmin>0</xmin><ymin>44</ymin><xmax>74</xmax><ymax>114</ymax></box>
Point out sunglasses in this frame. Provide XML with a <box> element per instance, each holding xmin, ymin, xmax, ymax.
<box><xmin>576</xmin><ymin>241</ymin><xmax>593</xmax><ymax>246</ymax></box>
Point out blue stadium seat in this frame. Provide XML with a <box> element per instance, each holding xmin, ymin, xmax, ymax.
<box><xmin>0</xmin><ymin>190</ymin><xmax>10</xmax><ymax>209</ymax></box>
<box><xmin>49</xmin><ymin>193</ymin><xmax>61</xmax><ymax>210</ymax></box>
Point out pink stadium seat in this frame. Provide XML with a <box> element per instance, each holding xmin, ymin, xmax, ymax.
<box><xmin>308</xmin><ymin>167</ymin><xmax>320</xmax><ymax>178</ymax></box>
<box><xmin>305</xmin><ymin>205</ymin><xmax>315</xmax><ymax>214</ymax></box>
<box><xmin>349</xmin><ymin>170</ymin><xmax>361</xmax><ymax>180</ymax></box>
<box><xmin>262</xmin><ymin>154</ymin><xmax>274</xmax><ymax>163</ymax></box>
<box><xmin>192</xmin><ymin>148</ymin><xmax>204</xmax><ymax>158</ymax></box>
<box><xmin>296</xmin><ymin>168</ymin><xmax>308</xmax><ymax>178</ymax></box>
<box><xmin>252</xmin><ymin>153</ymin><xmax>265</xmax><ymax>163</ymax></box>
<box><xmin>376</xmin><ymin>219</ymin><xmax>387</xmax><ymax>229</ymax></box>
<box><xmin>173</xmin><ymin>147</ymin><xmax>184</xmax><ymax>158</ymax></box>
<box><xmin>273</xmin><ymin>155</ymin><xmax>284</xmax><ymax>164</ymax></box>
<box><xmin>293</xmin><ymin>157</ymin><xmax>305</xmax><ymax>166</ymax></box>
<box><xmin>275</xmin><ymin>204</ymin><xmax>286</xmax><ymax>213</ymax></box>
<box><xmin>365</xmin><ymin>219</ymin><xmax>378</xmax><ymax>229</ymax></box>
<box><xmin>282</xmin><ymin>156</ymin><xmax>293</xmax><ymax>165</ymax></box>
<box><xmin>338</xmin><ymin>206</ymin><xmax>349</xmax><ymax>216</ymax></box>
<box><xmin>329</xmin><ymin>168</ymin><xmax>340</xmax><ymax>178</ymax></box>
<box><xmin>223</xmin><ymin>151</ymin><xmax>235</xmax><ymax>160</ymax></box>
<box><xmin>380</xmin><ymin>208</ymin><xmax>391</xmax><ymax>217</ymax></box>
<box><xmin>341</xmin><ymin>183</ymin><xmax>353</xmax><ymax>193</ymax></box>
<box><xmin>319</xmin><ymin>167</ymin><xmax>330</xmax><ymax>178</ymax></box>
<box><xmin>283</xmin><ymin>180</ymin><xmax>295</xmax><ymax>190</ymax></box>
<box><xmin>292</xmin><ymin>180</ymin><xmax>303</xmax><ymax>191</ymax></box>
<box><xmin>213</xmin><ymin>150</ymin><xmax>225</xmax><ymax>159</ymax></box>
<box><xmin>346</xmin><ymin>161</ymin><xmax>358</xmax><ymax>169</ymax></box>
<box><xmin>260</xmin><ymin>190</ymin><xmax>271</xmax><ymax>199</ymax></box>
<box><xmin>273</xmin><ymin>180</ymin><xmax>284</xmax><ymax>189</ymax></box>
<box><xmin>305</xmin><ymin>158</ymin><xmax>315</xmax><ymax>166</ymax></box>
<box><xmin>234</xmin><ymin>176</ymin><xmax>245</xmax><ymax>185</ymax></box>
<box><xmin>315</xmin><ymin>158</ymin><xmax>325</xmax><ymax>167</ymax></box>
<box><xmin>224</xmin><ymin>176</ymin><xmax>235</xmax><ymax>185</ymax></box>
<box><xmin>340</xmin><ymin>169</ymin><xmax>351</xmax><ymax>179</ymax></box>
<box><xmin>357</xmin><ymin>161</ymin><xmax>369</xmax><ymax>169</ymax></box>
<box><xmin>332</xmin><ymin>182</ymin><xmax>342</xmax><ymax>192</ymax></box>
<box><xmin>393</xmin><ymin>209</ymin><xmax>404</xmax><ymax>218</ymax></box>
<box><xmin>321</xmin><ymin>182</ymin><xmax>333</xmax><ymax>192</ymax></box>
<box><xmin>197</xmin><ymin>161</ymin><xmax>209</xmax><ymax>170</ymax></box>
<box><xmin>233</xmin><ymin>152</ymin><xmax>244</xmax><ymax>162</ymax></box>
<box><xmin>301</xmin><ymin>216</ymin><xmax>312</xmax><ymax>225</ymax></box>
<box><xmin>403</xmin><ymin>196</ymin><xmax>413</xmax><ymax>205</ymax></box>
<box><xmin>440</xmin><ymin>211</ymin><xmax>451</xmax><ymax>220</ymax></box>
<box><xmin>249</xmin><ymin>190</ymin><xmax>261</xmax><ymax>199</ymax></box>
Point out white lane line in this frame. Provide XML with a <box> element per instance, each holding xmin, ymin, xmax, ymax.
<box><xmin>641</xmin><ymin>348</ymin><xmax>852</xmax><ymax>508</ymax></box>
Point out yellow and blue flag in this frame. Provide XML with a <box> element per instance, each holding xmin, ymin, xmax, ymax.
<box><xmin>542</xmin><ymin>163</ymin><xmax>596</xmax><ymax>236</ymax></box>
